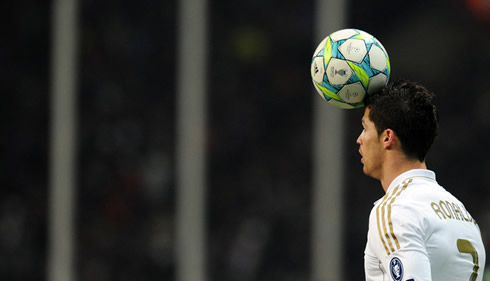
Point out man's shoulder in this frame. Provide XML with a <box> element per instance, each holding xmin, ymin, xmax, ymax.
<box><xmin>370</xmin><ymin>177</ymin><xmax>444</xmax><ymax>221</ymax></box>
<box><xmin>390</xmin><ymin>174</ymin><xmax>446</xmax><ymax>203</ymax></box>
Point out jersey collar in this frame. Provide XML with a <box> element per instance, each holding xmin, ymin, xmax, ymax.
<box><xmin>386</xmin><ymin>169</ymin><xmax>436</xmax><ymax>194</ymax></box>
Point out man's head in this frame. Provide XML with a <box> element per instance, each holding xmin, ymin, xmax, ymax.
<box><xmin>363</xmin><ymin>80</ymin><xmax>439</xmax><ymax>162</ymax></box>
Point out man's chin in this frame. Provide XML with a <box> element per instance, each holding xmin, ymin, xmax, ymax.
<box><xmin>362</xmin><ymin>166</ymin><xmax>373</xmax><ymax>178</ymax></box>
<box><xmin>362</xmin><ymin>166</ymin><xmax>380</xmax><ymax>181</ymax></box>
<box><xmin>362</xmin><ymin>165</ymin><xmax>369</xmax><ymax>175</ymax></box>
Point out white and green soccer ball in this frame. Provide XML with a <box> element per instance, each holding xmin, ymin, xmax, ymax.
<box><xmin>311</xmin><ymin>28</ymin><xmax>391</xmax><ymax>109</ymax></box>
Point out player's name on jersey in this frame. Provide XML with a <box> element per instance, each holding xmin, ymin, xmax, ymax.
<box><xmin>430</xmin><ymin>200</ymin><xmax>476</xmax><ymax>224</ymax></box>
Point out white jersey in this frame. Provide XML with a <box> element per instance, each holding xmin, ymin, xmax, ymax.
<box><xmin>365</xmin><ymin>169</ymin><xmax>485</xmax><ymax>281</ymax></box>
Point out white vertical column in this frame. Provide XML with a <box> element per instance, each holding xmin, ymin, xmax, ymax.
<box><xmin>48</xmin><ymin>0</ymin><xmax>78</xmax><ymax>280</ymax></box>
<box><xmin>175</xmin><ymin>0</ymin><xmax>208</xmax><ymax>279</ymax></box>
<box><xmin>312</xmin><ymin>0</ymin><xmax>347</xmax><ymax>280</ymax></box>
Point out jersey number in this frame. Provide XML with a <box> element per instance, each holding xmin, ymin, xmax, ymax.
<box><xmin>457</xmin><ymin>239</ymin><xmax>479</xmax><ymax>281</ymax></box>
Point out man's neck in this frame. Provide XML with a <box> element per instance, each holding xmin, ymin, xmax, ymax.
<box><xmin>380</xmin><ymin>157</ymin><xmax>427</xmax><ymax>192</ymax></box>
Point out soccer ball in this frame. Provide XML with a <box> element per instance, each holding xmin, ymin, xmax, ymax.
<box><xmin>311</xmin><ymin>28</ymin><xmax>391</xmax><ymax>109</ymax></box>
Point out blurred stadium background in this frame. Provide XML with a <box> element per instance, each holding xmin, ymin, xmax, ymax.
<box><xmin>4</xmin><ymin>0</ymin><xmax>490</xmax><ymax>280</ymax></box>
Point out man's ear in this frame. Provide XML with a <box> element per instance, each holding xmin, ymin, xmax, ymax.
<box><xmin>382</xmin><ymin>128</ymin><xmax>396</xmax><ymax>149</ymax></box>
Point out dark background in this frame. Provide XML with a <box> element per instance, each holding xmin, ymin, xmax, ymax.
<box><xmin>4</xmin><ymin>0</ymin><xmax>490</xmax><ymax>280</ymax></box>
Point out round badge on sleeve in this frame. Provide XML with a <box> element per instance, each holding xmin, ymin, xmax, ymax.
<box><xmin>390</xmin><ymin>257</ymin><xmax>404</xmax><ymax>281</ymax></box>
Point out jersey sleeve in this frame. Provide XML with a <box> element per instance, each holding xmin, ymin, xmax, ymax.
<box><xmin>378</xmin><ymin>203</ymin><xmax>432</xmax><ymax>281</ymax></box>
<box><xmin>365</xmin><ymin>247</ymin><xmax>384</xmax><ymax>281</ymax></box>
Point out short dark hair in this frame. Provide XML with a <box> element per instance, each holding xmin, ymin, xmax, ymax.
<box><xmin>364</xmin><ymin>80</ymin><xmax>439</xmax><ymax>161</ymax></box>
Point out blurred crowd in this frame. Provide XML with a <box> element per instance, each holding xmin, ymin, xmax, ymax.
<box><xmin>4</xmin><ymin>0</ymin><xmax>490</xmax><ymax>280</ymax></box>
